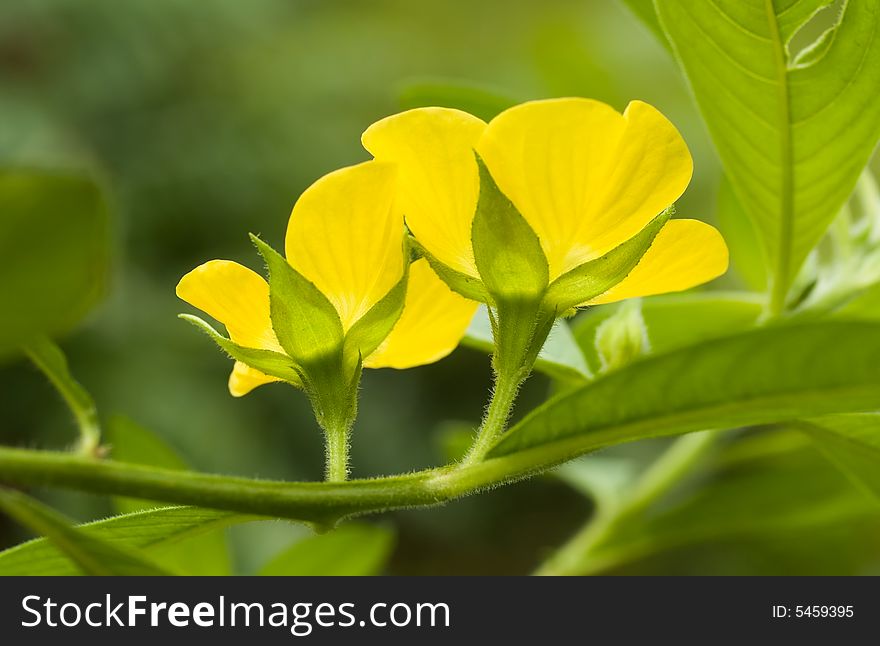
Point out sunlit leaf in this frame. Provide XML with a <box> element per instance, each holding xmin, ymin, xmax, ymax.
<box><xmin>716</xmin><ymin>175</ymin><xmax>768</xmax><ymax>291</ymax></box>
<box><xmin>655</xmin><ymin>0</ymin><xmax>880</xmax><ymax>310</ymax></box>
<box><xmin>491</xmin><ymin>321</ymin><xmax>880</xmax><ymax>459</ymax></box>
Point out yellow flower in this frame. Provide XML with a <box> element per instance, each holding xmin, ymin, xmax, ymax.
<box><xmin>362</xmin><ymin>98</ymin><xmax>728</xmax><ymax>306</ymax></box>
<box><xmin>176</xmin><ymin>160</ymin><xmax>477</xmax><ymax>397</ymax></box>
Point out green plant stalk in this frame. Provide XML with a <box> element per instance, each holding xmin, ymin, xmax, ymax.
<box><xmin>534</xmin><ymin>430</ymin><xmax>720</xmax><ymax>576</ymax></box>
<box><xmin>22</xmin><ymin>337</ymin><xmax>101</xmax><ymax>457</ymax></box>
<box><xmin>0</xmin><ymin>444</ymin><xmax>563</xmax><ymax>527</ymax></box>
<box><xmin>304</xmin><ymin>356</ymin><xmax>359</xmax><ymax>483</ymax></box>
<box><xmin>461</xmin><ymin>372</ymin><xmax>521</xmax><ymax>465</ymax></box>
<box><xmin>323</xmin><ymin>419</ymin><xmax>350</xmax><ymax>483</ymax></box>
<box><xmin>463</xmin><ymin>302</ymin><xmax>555</xmax><ymax>464</ymax></box>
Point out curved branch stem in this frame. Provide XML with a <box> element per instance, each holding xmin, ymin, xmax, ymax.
<box><xmin>0</xmin><ymin>439</ymin><xmax>581</xmax><ymax>526</ymax></box>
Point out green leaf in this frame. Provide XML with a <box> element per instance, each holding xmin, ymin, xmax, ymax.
<box><xmin>413</xmin><ymin>238</ymin><xmax>491</xmax><ymax>303</ymax></box>
<box><xmin>799</xmin><ymin>413</ymin><xmax>880</xmax><ymax>502</ymax></box>
<box><xmin>105</xmin><ymin>416</ymin><xmax>232</xmax><ymax>574</ymax></box>
<box><xmin>397</xmin><ymin>77</ymin><xmax>517</xmax><ymax>122</ymax></box>
<box><xmin>490</xmin><ymin>321</ymin><xmax>880</xmax><ymax>459</ymax></box>
<box><xmin>0</xmin><ymin>506</ymin><xmax>245</xmax><ymax>576</ymax></box>
<box><xmin>259</xmin><ymin>523</ymin><xmax>395</xmax><ymax>576</ymax></box>
<box><xmin>0</xmin><ymin>170</ymin><xmax>109</xmax><ymax>357</ymax></box>
<box><xmin>344</xmin><ymin>259</ymin><xmax>408</xmax><ymax>363</ymax></box>
<box><xmin>545</xmin><ymin>210</ymin><xmax>670</xmax><ymax>311</ymax></box>
<box><xmin>471</xmin><ymin>156</ymin><xmax>549</xmax><ymax>301</ymax></box>
<box><xmin>179</xmin><ymin>313</ymin><xmax>303</xmax><ymax>386</ymax></box>
<box><xmin>251</xmin><ymin>234</ymin><xmax>344</xmax><ymax>366</ymax></box>
<box><xmin>462</xmin><ymin>305</ymin><xmax>591</xmax><ymax>381</ymax></box>
<box><xmin>573</xmin><ymin>291</ymin><xmax>763</xmax><ymax>375</ymax></box>
<box><xmin>716</xmin><ymin>175</ymin><xmax>768</xmax><ymax>291</ymax></box>
<box><xmin>655</xmin><ymin>0</ymin><xmax>880</xmax><ymax>312</ymax></box>
<box><xmin>0</xmin><ymin>489</ymin><xmax>172</xmax><ymax>575</ymax></box>
<box><xmin>580</xmin><ymin>430</ymin><xmax>880</xmax><ymax>574</ymax></box>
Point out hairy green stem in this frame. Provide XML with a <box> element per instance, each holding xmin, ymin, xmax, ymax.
<box><xmin>463</xmin><ymin>303</ymin><xmax>556</xmax><ymax>464</ymax></box>
<box><xmin>534</xmin><ymin>430</ymin><xmax>720</xmax><ymax>576</ymax></box>
<box><xmin>462</xmin><ymin>371</ymin><xmax>522</xmax><ymax>465</ymax></box>
<box><xmin>0</xmin><ymin>417</ymin><xmax>676</xmax><ymax>527</ymax></box>
<box><xmin>23</xmin><ymin>337</ymin><xmax>101</xmax><ymax>457</ymax></box>
<box><xmin>324</xmin><ymin>421</ymin><xmax>350</xmax><ymax>483</ymax></box>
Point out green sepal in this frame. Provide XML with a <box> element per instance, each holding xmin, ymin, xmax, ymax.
<box><xmin>179</xmin><ymin>313</ymin><xmax>304</xmax><ymax>387</ymax></box>
<box><xmin>343</xmin><ymin>239</ymin><xmax>410</xmax><ymax>366</ymax></box>
<box><xmin>544</xmin><ymin>208</ymin><xmax>672</xmax><ymax>311</ymax></box>
<box><xmin>251</xmin><ymin>234</ymin><xmax>344</xmax><ymax>367</ymax></box>
<box><xmin>471</xmin><ymin>154</ymin><xmax>549</xmax><ymax>302</ymax></box>
<box><xmin>411</xmin><ymin>236</ymin><xmax>491</xmax><ymax>304</ymax></box>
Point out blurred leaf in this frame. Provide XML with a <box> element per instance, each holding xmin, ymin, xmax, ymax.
<box><xmin>716</xmin><ymin>175</ymin><xmax>768</xmax><ymax>291</ymax></box>
<box><xmin>490</xmin><ymin>321</ymin><xmax>880</xmax><ymax>458</ymax></box>
<box><xmin>656</xmin><ymin>0</ymin><xmax>880</xmax><ymax>308</ymax></box>
<box><xmin>573</xmin><ymin>291</ymin><xmax>763</xmax><ymax>374</ymax></box>
<box><xmin>463</xmin><ymin>305</ymin><xmax>591</xmax><ymax>382</ymax></box>
<box><xmin>801</xmin><ymin>413</ymin><xmax>880</xmax><ymax>502</ymax></box>
<box><xmin>0</xmin><ymin>169</ymin><xmax>109</xmax><ymax>356</ymax></box>
<box><xmin>107</xmin><ymin>416</ymin><xmax>188</xmax><ymax>512</ymax></box>
<box><xmin>398</xmin><ymin>78</ymin><xmax>517</xmax><ymax>122</ymax></box>
<box><xmin>618</xmin><ymin>0</ymin><xmax>671</xmax><ymax>50</ymax></box>
<box><xmin>554</xmin><ymin>456</ymin><xmax>638</xmax><ymax>508</ymax></box>
<box><xmin>105</xmin><ymin>416</ymin><xmax>232</xmax><ymax>574</ymax></box>
<box><xmin>259</xmin><ymin>523</ymin><xmax>395</xmax><ymax>576</ymax></box>
<box><xmin>0</xmin><ymin>506</ymin><xmax>245</xmax><ymax>576</ymax></box>
<box><xmin>434</xmin><ymin>420</ymin><xmax>476</xmax><ymax>463</ymax></box>
<box><xmin>0</xmin><ymin>489</ymin><xmax>172</xmax><ymax>575</ymax></box>
<box><xmin>584</xmin><ymin>430</ymin><xmax>879</xmax><ymax>573</ymax></box>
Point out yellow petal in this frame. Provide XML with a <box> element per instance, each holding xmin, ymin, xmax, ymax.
<box><xmin>285</xmin><ymin>161</ymin><xmax>405</xmax><ymax>331</ymax></box>
<box><xmin>362</xmin><ymin>108</ymin><xmax>486</xmax><ymax>278</ymax></box>
<box><xmin>176</xmin><ymin>260</ymin><xmax>284</xmax><ymax>397</ymax></box>
<box><xmin>477</xmin><ymin>98</ymin><xmax>693</xmax><ymax>280</ymax></box>
<box><xmin>228</xmin><ymin>361</ymin><xmax>280</xmax><ymax>397</ymax></box>
<box><xmin>585</xmin><ymin>220</ymin><xmax>729</xmax><ymax>306</ymax></box>
<box><xmin>365</xmin><ymin>258</ymin><xmax>478</xmax><ymax>369</ymax></box>
<box><xmin>176</xmin><ymin>260</ymin><xmax>282</xmax><ymax>352</ymax></box>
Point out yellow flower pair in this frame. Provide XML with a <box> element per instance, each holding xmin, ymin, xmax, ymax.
<box><xmin>178</xmin><ymin>97</ymin><xmax>728</xmax><ymax>397</ymax></box>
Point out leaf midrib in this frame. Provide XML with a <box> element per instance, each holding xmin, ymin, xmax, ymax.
<box><xmin>491</xmin><ymin>382</ymin><xmax>880</xmax><ymax>458</ymax></box>
<box><xmin>764</xmin><ymin>0</ymin><xmax>794</xmax><ymax>316</ymax></box>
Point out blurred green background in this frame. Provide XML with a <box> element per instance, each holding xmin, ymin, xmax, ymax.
<box><xmin>2</xmin><ymin>0</ymin><xmax>878</xmax><ymax>575</ymax></box>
